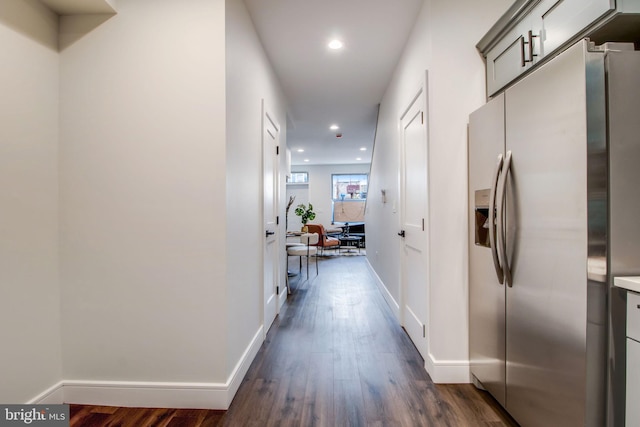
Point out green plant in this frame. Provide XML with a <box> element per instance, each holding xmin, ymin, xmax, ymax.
<box><xmin>294</xmin><ymin>203</ymin><xmax>316</xmax><ymax>225</ymax></box>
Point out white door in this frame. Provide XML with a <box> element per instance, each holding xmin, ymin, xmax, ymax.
<box><xmin>399</xmin><ymin>82</ymin><xmax>429</xmax><ymax>360</ymax></box>
<box><xmin>263</xmin><ymin>103</ymin><xmax>279</xmax><ymax>334</ymax></box>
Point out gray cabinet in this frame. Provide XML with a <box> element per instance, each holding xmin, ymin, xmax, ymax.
<box><xmin>535</xmin><ymin>0</ymin><xmax>611</xmax><ymax>56</ymax></box>
<box><xmin>479</xmin><ymin>0</ymin><xmax>632</xmax><ymax>97</ymax></box>
<box><xmin>629</xmin><ymin>292</ymin><xmax>640</xmax><ymax>341</ymax></box>
<box><xmin>485</xmin><ymin>17</ymin><xmax>535</xmax><ymax>98</ymax></box>
<box><xmin>627</xmin><ymin>292</ymin><xmax>640</xmax><ymax>427</ymax></box>
<box><xmin>628</xmin><ymin>339</ymin><xmax>640</xmax><ymax>427</ymax></box>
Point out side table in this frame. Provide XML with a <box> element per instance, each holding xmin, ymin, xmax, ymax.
<box><xmin>339</xmin><ymin>236</ymin><xmax>361</xmax><ymax>253</ymax></box>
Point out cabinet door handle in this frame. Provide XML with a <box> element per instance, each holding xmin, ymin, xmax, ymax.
<box><xmin>520</xmin><ymin>30</ymin><xmax>539</xmax><ymax>67</ymax></box>
<box><xmin>527</xmin><ymin>30</ymin><xmax>538</xmax><ymax>63</ymax></box>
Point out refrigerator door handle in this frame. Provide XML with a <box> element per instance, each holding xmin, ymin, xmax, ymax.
<box><xmin>497</xmin><ymin>150</ymin><xmax>513</xmax><ymax>287</ymax></box>
<box><xmin>489</xmin><ymin>153</ymin><xmax>505</xmax><ymax>284</ymax></box>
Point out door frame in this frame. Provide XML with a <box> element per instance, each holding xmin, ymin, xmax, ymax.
<box><xmin>398</xmin><ymin>71</ymin><xmax>431</xmax><ymax>362</ymax></box>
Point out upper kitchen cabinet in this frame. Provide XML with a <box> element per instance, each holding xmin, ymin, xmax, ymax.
<box><xmin>533</xmin><ymin>0</ymin><xmax>611</xmax><ymax>58</ymax></box>
<box><xmin>39</xmin><ymin>0</ymin><xmax>116</xmax><ymax>15</ymax></box>
<box><xmin>478</xmin><ymin>0</ymin><xmax>640</xmax><ymax>97</ymax></box>
<box><xmin>484</xmin><ymin>13</ymin><xmax>536</xmax><ymax>97</ymax></box>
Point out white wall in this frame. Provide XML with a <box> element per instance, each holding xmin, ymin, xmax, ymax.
<box><xmin>0</xmin><ymin>0</ymin><xmax>285</xmax><ymax>407</ymax></box>
<box><xmin>285</xmin><ymin>184</ymin><xmax>309</xmax><ymax>232</ymax></box>
<box><xmin>225</xmin><ymin>0</ymin><xmax>288</xmax><ymax>380</ymax></box>
<box><xmin>367</xmin><ymin>0</ymin><xmax>511</xmax><ymax>382</ymax></box>
<box><xmin>59</xmin><ymin>0</ymin><xmax>229</xmax><ymax>390</ymax></box>
<box><xmin>0</xmin><ymin>0</ymin><xmax>62</xmax><ymax>403</ymax></box>
<box><xmin>287</xmin><ymin>163</ymin><xmax>370</xmax><ymax>230</ymax></box>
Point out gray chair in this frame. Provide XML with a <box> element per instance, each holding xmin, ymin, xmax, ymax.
<box><xmin>286</xmin><ymin>233</ymin><xmax>319</xmax><ymax>279</ymax></box>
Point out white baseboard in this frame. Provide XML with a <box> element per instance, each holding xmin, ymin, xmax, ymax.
<box><xmin>63</xmin><ymin>380</ymin><xmax>228</xmax><ymax>409</ymax></box>
<box><xmin>425</xmin><ymin>354</ymin><xmax>471</xmax><ymax>384</ymax></box>
<box><xmin>365</xmin><ymin>258</ymin><xmax>400</xmax><ymax>320</ymax></box>
<box><xmin>278</xmin><ymin>287</ymin><xmax>288</xmax><ymax>310</ymax></box>
<box><xmin>364</xmin><ymin>259</ymin><xmax>469</xmax><ymax>384</ymax></box>
<box><xmin>224</xmin><ymin>325</ymin><xmax>264</xmax><ymax>407</ymax></box>
<box><xmin>28</xmin><ymin>381</ymin><xmax>64</xmax><ymax>404</ymax></box>
<box><xmin>33</xmin><ymin>326</ymin><xmax>265</xmax><ymax>410</ymax></box>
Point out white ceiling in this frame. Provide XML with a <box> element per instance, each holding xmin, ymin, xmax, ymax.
<box><xmin>243</xmin><ymin>0</ymin><xmax>424</xmax><ymax>166</ymax></box>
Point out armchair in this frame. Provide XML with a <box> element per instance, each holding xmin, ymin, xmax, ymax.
<box><xmin>306</xmin><ymin>224</ymin><xmax>340</xmax><ymax>254</ymax></box>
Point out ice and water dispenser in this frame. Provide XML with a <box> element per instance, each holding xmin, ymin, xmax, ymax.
<box><xmin>474</xmin><ymin>189</ymin><xmax>491</xmax><ymax>248</ymax></box>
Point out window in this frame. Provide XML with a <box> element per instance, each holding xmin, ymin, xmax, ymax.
<box><xmin>332</xmin><ymin>174</ymin><xmax>367</xmax><ymax>223</ymax></box>
<box><xmin>288</xmin><ymin>171</ymin><xmax>309</xmax><ymax>184</ymax></box>
<box><xmin>332</xmin><ymin>174</ymin><xmax>367</xmax><ymax>200</ymax></box>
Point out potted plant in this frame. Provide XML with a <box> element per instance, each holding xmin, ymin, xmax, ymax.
<box><xmin>294</xmin><ymin>203</ymin><xmax>316</xmax><ymax>231</ymax></box>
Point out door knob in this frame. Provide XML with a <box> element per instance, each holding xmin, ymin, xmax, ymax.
<box><xmin>265</xmin><ymin>230</ymin><xmax>275</xmax><ymax>238</ymax></box>
<box><xmin>398</xmin><ymin>230</ymin><xmax>405</xmax><ymax>238</ymax></box>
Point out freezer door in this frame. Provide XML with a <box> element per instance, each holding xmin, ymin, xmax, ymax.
<box><xmin>468</xmin><ymin>93</ymin><xmax>506</xmax><ymax>406</ymax></box>
<box><xmin>504</xmin><ymin>40</ymin><xmax>600</xmax><ymax>426</ymax></box>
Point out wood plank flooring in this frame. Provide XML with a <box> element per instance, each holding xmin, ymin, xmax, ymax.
<box><xmin>69</xmin><ymin>406</ymin><xmax>226</xmax><ymax>426</ymax></box>
<box><xmin>70</xmin><ymin>255</ymin><xmax>517</xmax><ymax>427</ymax></box>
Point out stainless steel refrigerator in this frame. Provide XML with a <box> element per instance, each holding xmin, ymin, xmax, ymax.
<box><xmin>468</xmin><ymin>39</ymin><xmax>640</xmax><ymax>427</ymax></box>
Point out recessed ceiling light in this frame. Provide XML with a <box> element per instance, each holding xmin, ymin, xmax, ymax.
<box><xmin>297</xmin><ymin>149</ymin><xmax>304</xmax><ymax>153</ymax></box>
<box><xmin>328</xmin><ymin>39</ymin><xmax>344</xmax><ymax>50</ymax></box>
<box><xmin>360</xmin><ymin>147</ymin><xmax>367</xmax><ymax>151</ymax></box>
<box><xmin>330</xmin><ymin>124</ymin><xmax>339</xmax><ymax>130</ymax></box>
<box><xmin>304</xmin><ymin>159</ymin><xmax>310</xmax><ymax>163</ymax></box>
<box><xmin>356</xmin><ymin>158</ymin><xmax>362</xmax><ymax>161</ymax></box>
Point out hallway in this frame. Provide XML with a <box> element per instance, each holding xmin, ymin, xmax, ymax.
<box><xmin>69</xmin><ymin>255</ymin><xmax>516</xmax><ymax>426</ymax></box>
<box><xmin>224</xmin><ymin>255</ymin><xmax>516</xmax><ymax>426</ymax></box>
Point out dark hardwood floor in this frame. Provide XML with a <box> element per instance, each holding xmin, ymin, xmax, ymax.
<box><xmin>70</xmin><ymin>254</ymin><xmax>517</xmax><ymax>427</ymax></box>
